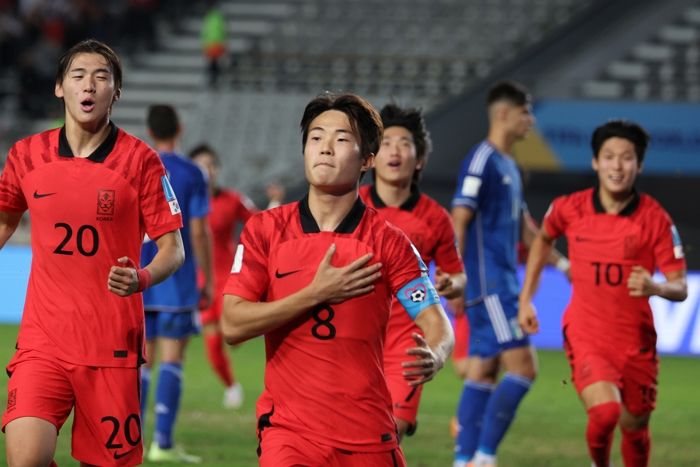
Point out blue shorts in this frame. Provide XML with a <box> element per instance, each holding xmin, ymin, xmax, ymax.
<box><xmin>145</xmin><ymin>310</ymin><xmax>200</xmax><ymax>341</ymax></box>
<box><xmin>467</xmin><ymin>294</ymin><xmax>529</xmax><ymax>358</ymax></box>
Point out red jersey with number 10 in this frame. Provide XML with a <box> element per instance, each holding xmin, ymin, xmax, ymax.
<box><xmin>359</xmin><ymin>184</ymin><xmax>463</xmax><ymax>364</ymax></box>
<box><xmin>224</xmin><ymin>196</ymin><xmax>425</xmax><ymax>452</ymax></box>
<box><xmin>543</xmin><ymin>188</ymin><xmax>685</xmax><ymax>347</ymax></box>
<box><xmin>0</xmin><ymin>124</ymin><xmax>183</xmax><ymax>368</ymax></box>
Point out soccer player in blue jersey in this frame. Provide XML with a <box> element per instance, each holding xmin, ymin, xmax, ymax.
<box><xmin>451</xmin><ymin>81</ymin><xmax>569</xmax><ymax>467</ymax></box>
<box><xmin>140</xmin><ymin>105</ymin><xmax>213</xmax><ymax>463</ymax></box>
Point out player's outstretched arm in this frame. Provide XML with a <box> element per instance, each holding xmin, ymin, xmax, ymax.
<box><xmin>0</xmin><ymin>211</ymin><xmax>22</xmax><ymax>249</ymax></box>
<box><xmin>450</xmin><ymin>206</ymin><xmax>474</xmax><ymax>256</ymax></box>
<box><xmin>434</xmin><ymin>268</ymin><xmax>466</xmax><ymax>300</ymax></box>
<box><xmin>521</xmin><ymin>211</ymin><xmax>570</xmax><ymax>278</ymax></box>
<box><xmin>108</xmin><ymin>230</ymin><xmax>184</xmax><ymax>296</ymax></box>
<box><xmin>627</xmin><ymin>267</ymin><xmax>687</xmax><ymax>301</ymax></box>
<box><xmin>403</xmin><ymin>305</ymin><xmax>454</xmax><ymax>386</ymax></box>
<box><xmin>518</xmin><ymin>228</ymin><xmax>555</xmax><ymax>334</ymax></box>
<box><xmin>221</xmin><ymin>244</ymin><xmax>382</xmax><ymax>344</ymax></box>
<box><xmin>190</xmin><ymin>216</ymin><xmax>214</xmax><ymax>308</ymax></box>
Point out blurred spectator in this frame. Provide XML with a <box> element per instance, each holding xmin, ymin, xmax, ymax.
<box><xmin>123</xmin><ymin>0</ymin><xmax>158</xmax><ymax>54</ymax></box>
<box><xmin>201</xmin><ymin>0</ymin><xmax>227</xmax><ymax>88</ymax></box>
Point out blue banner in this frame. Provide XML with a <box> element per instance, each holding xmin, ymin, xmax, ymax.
<box><xmin>535</xmin><ymin>100</ymin><xmax>700</xmax><ymax>175</ymax></box>
<box><xmin>2</xmin><ymin>246</ymin><xmax>699</xmax><ymax>356</ymax></box>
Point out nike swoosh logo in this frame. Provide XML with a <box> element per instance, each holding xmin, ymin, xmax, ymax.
<box><xmin>275</xmin><ymin>269</ymin><xmax>301</xmax><ymax>278</ymax></box>
<box><xmin>33</xmin><ymin>190</ymin><xmax>56</xmax><ymax>199</ymax></box>
<box><xmin>113</xmin><ymin>448</ymin><xmax>136</xmax><ymax>460</ymax></box>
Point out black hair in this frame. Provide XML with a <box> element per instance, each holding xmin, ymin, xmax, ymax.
<box><xmin>486</xmin><ymin>80</ymin><xmax>531</xmax><ymax>107</ymax></box>
<box><xmin>147</xmin><ymin>104</ymin><xmax>179</xmax><ymax>140</ymax></box>
<box><xmin>189</xmin><ymin>143</ymin><xmax>220</xmax><ymax>166</ymax></box>
<box><xmin>300</xmin><ymin>92</ymin><xmax>383</xmax><ymax>161</ymax></box>
<box><xmin>379</xmin><ymin>103</ymin><xmax>432</xmax><ymax>183</ymax></box>
<box><xmin>56</xmin><ymin>39</ymin><xmax>122</xmax><ymax>93</ymax></box>
<box><xmin>591</xmin><ymin>120</ymin><xmax>650</xmax><ymax>164</ymax></box>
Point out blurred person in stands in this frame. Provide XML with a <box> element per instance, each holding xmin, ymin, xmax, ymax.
<box><xmin>519</xmin><ymin>120</ymin><xmax>687</xmax><ymax>467</ymax></box>
<box><xmin>451</xmin><ymin>81</ymin><xmax>569</xmax><ymax>467</ymax></box>
<box><xmin>201</xmin><ymin>0</ymin><xmax>227</xmax><ymax>88</ymax></box>
<box><xmin>0</xmin><ymin>39</ymin><xmax>184</xmax><ymax>467</ymax></box>
<box><xmin>222</xmin><ymin>92</ymin><xmax>454</xmax><ymax>466</ymax></box>
<box><xmin>359</xmin><ymin>103</ymin><xmax>465</xmax><ymax>442</ymax></box>
<box><xmin>140</xmin><ymin>105</ymin><xmax>213</xmax><ymax>464</ymax></box>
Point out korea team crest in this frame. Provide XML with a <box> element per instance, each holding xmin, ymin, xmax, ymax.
<box><xmin>96</xmin><ymin>189</ymin><xmax>115</xmax><ymax>220</ymax></box>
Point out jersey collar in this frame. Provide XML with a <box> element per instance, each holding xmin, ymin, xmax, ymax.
<box><xmin>58</xmin><ymin>121</ymin><xmax>118</xmax><ymax>163</ymax></box>
<box><xmin>369</xmin><ymin>184</ymin><xmax>421</xmax><ymax>211</ymax></box>
<box><xmin>592</xmin><ymin>187</ymin><xmax>640</xmax><ymax>217</ymax></box>
<box><xmin>299</xmin><ymin>194</ymin><xmax>366</xmax><ymax>233</ymax></box>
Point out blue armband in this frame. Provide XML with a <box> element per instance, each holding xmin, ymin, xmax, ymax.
<box><xmin>396</xmin><ymin>275</ymin><xmax>440</xmax><ymax>320</ymax></box>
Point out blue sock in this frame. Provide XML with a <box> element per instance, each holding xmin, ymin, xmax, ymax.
<box><xmin>455</xmin><ymin>380</ymin><xmax>494</xmax><ymax>461</ymax></box>
<box><xmin>140</xmin><ymin>367</ymin><xmax>151</xmax><ymax>428</ymax></box>
<box><xmin>153</xmin><ymin>362</ymin><xmax>182</xmax><ymax>449</ymax></box>
<box><xmin>476</xmin><ymin>373</ymin><xmax>533</xmax><ymax>456</ymax></box>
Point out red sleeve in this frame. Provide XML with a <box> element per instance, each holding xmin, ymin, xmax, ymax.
<box><xmin>140</xmin><ymin>148</ymin><xmax>183</xmax><ymax>239</ymax></box>
<box><xmin>432</xmin><ymin>209</ymin><xmax>464</xmax><ymax>274</ymax></box>
<box><xmin>652</xmin><ymin>209</ymin><xmax>686</xmax><ymax>274</ymax></box>
<box><xmin>0</xmin><ymin>145</ymin><xmax>28</xmax><ymax>213</ymax></box>
<box><xmin>542</xmin><ymin>196</ymin><xmax>567</xmax><ymax>239</ymax></box>
<box><xmin>223</xmin><ymin>214</ymin><xmax>270</xmax><ymax>301</ymax></box>
<box><xmin>383</xmin><ymin>224</ymin><xmax>425</xmax><ymax>295</ymax></box>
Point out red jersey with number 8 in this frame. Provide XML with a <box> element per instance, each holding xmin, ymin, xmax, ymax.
<box><xmin>224</xmin><ymin>196</ymin><xmax>425</xmax><ymax>452</ymax></box>
<box><xmin>0</xmin><ymin>125</ymin><xmax>183</xmax><ymax>368</ymax></box>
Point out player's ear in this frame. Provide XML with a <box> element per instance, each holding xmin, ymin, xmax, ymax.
<box><xmin>591</xmin><ymin>155</ymin><xmax>599</xmax><ymax>172</ymax></box>
<box><xmin>55</xmin><ymin>81</ymin><xmax>64</xmax><ymax>99</ymax></box>
<box><xmin>362</xmin><ymin>152</ymin><xmax>375</xmax><ymax>171</ymax></box>
<box><xmin>113</xmin><ymin>88</ymin><xmax>121</xmax><ymax>103</ymax></box>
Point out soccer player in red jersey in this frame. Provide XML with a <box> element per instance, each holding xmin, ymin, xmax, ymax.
<box><xmin>359</xmin><ymin>103</ymin><xmax>466</xmax><ymax>441</ymax></box>
<box><xmin>0</xmin><ymin>39</ymin><xmax>185</xmax><ymax>467</ymax></box>
<box><xmin>222</xmin><ymin>93</ymin><xmax>454</xmax><ymax>467</ymax></box>
<box><xmin>519</xmin><ymin>120</ymin><xmax>688</xmax><ymax>467</ymax></box>
<box><xmin>189</xmin><ymin>143</ymin><xmax>258</xmax><ymax>409</ymax></box>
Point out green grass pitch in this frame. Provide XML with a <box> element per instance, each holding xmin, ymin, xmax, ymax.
<box><xmin>0</xmin><ymin>324</ymin><xmax>697</xmax><ymax>465</ymax></box>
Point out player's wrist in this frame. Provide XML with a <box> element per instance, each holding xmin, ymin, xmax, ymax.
<box><xmin>136</xmin><ymin>268</ymin><xmax>152</xmax><ymax>292</ymax></box>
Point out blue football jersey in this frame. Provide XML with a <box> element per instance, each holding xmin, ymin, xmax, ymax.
<box><xmin>452</xmin><ymin>141</ymin><xmax>524</xmax><ymax>305</ymax></box>
<box><xmin>141</xmin><ymin>152</ymin><xmax>210</xmax><ymax>311</ymax></box>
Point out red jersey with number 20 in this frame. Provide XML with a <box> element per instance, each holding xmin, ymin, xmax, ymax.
<box><xmin>0</xmin><ymin>125</ymin><xmax>183</xmax><ymax>368</ymax></box>
<box><xmin>359</xmin><ymin>184</ymin><xmax>463</xmax><ymax>364</ymax></box>
<box><xmin>224</xmin><ymin>196</ymin><xmax>425</xmax><ymax>452</ymax></box>
<box><xmin>543</xmin><ymin>188</ymin><xmax>685</xmax><ymax>348</ymax></box>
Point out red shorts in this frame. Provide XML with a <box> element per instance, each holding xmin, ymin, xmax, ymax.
<box><xmin>2</xmin><ymin>349</ymin><xmax>143</xmax><ymax>466</ymax></box>
<box><xmin>452</xmin><ymin>312</ymin><xmax>470</xmax><ymax>361</ymax></box>
<box><xmin>563</xmin><ymin>328</ymin><xmax>658</xmax><ymax>415</ymax></box>
<box><xmin>384</xmin><ymin>361</ymin><xmax>424</xmax><ymax>429</ymax></box>
<box><xmin>258</xmin><ymin>425</ymin><xmax>406</xmax><ymax>467</ymax></box>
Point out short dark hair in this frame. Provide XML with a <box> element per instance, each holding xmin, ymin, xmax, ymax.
<box><xmin>380</xmin><ymin>103</ymin><xmax>432</xmax><ymax>183</ymax></box>
<box><xmin>487</xmin><ymin>80</ymin><xmax>531</xmax><ymax>107</ymax></box>
<box><xmin>189</xmin><ymin>143</ymin><xmax>220</xmax><ymax>166</ymax></box>
<box><xmin>147</xmin><ymin>105</ymin><xmax>179</xmax><ymax>140</ymax></box>
<box><xmin>591</xmin><ymin>120</ymin><xmax>650</xmax><ymax>164</ymax></box>
<box><xmin>56</xmin><ymin>39</ymin><xmax>122</xmax><ymax>92</ymax></box>
<box><xmin>300</xmin><ymin>92</ymin><xmax>383</xmax><ymax>160</ymax></box>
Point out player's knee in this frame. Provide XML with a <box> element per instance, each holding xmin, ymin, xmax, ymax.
<box><xmin>588</xmin><ymin>401</ymin><xmax>622</xmax><ymax>432</ymax></box>
<box><xmin>619</xmin><ymin>410</ymin><xmax>650</xmax><ymax>431</ymax></box>
<box><xmin>7</xmin><ymin>448</ymin><xmax>54</xmax><ymax>467</ymax></box>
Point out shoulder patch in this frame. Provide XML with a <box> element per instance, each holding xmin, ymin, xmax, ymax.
<box><xmin>671</xmin><ymin>224</ymin><xmax>684</xmax><ymax>259</ymax></box>
<box><xmin>161</xmin><ymin>175</ymin><xmax>181</xmax><ymax>215</ymax></box>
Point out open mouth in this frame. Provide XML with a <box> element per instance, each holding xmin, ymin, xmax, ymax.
<box><xmin>80</xmin><ymin>99</ymin><xmax>96</xmax><ymax>112</ymax></box>
<box><xmin>387</xmin><ymin>160</ymin><xmax>401</xmax><ymax>168</ymax></box>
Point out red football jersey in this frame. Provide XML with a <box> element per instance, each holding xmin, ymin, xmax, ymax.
<box><xmin>359</xmin><ymin>184</ymin><xmax>463</xmax><ymax>364</ymax></box>
<box><xmin>208</xmin><ymin>188</ymin><xmax>257</xmax><ymax>289</ymax></box>
<box><xmin>544</xmin><ymin>188</ymin><xmax>685</xmax><ymax>347</ymax></box>
<box><xmin>224</xmin><ymin>196</ymin><xmax>425</xmax><ymax>452</ymax></box>
<box><xmin>0</xmin><ymin>124</ymin><xmax>183</xmax><ymax>367</ymax></box>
